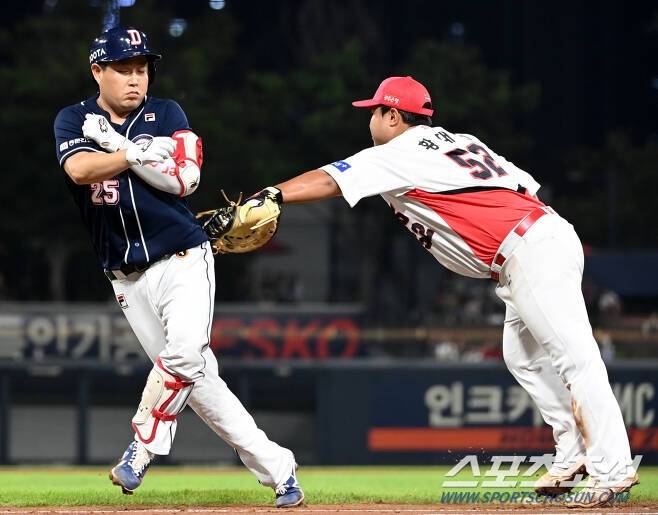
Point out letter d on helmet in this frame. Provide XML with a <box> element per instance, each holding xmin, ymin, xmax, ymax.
<box><xmin>89</xmin><ymin>26</ymin><xmax>162</xmax><ymax>85</ymax></box>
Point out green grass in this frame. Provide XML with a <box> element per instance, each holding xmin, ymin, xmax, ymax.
<box><xmin>0</xmin><ymin>465</ymin><xmax>656</xmax><ymax>506</ymax></box>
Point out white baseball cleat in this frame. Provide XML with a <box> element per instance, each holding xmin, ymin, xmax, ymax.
<box><xmin>534</xmin><ymin>462</ymin><xmax>588</xmax><ymax>496</ymax></box>
<box><xmin>564</xmin><ymin>473</ymin><xmax>639</xmax><ymax>508</ymax></box>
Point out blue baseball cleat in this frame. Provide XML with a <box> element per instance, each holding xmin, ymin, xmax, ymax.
<box><xmin>275</xmin><ymin>466</ymin><xmax>305</xmax><ymax>508</ymax></box>
<box><xmin>109</xmin><ymin>440</ymin><xmax>155</xmax><ymax>495</ymax></box>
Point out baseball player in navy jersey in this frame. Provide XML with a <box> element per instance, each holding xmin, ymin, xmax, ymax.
<box><xmin>53</xmin><ymin>27</ymin><xmax>303</xmax><ymax>508</ymax></box>
<box><xmin>250</xmin><ymin>76</ymin><xmax>637</xmax><ymax>507</ymax></box>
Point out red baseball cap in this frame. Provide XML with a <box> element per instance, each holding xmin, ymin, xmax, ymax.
<box><xmin>352</xmin><ymin>76</ymin><xmax>434</xmax><ymax>116</ymax></box>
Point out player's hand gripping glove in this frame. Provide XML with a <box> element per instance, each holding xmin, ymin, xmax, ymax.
<box><xmin>82</xmin><ymin>113</ymin><xmax>175</xmax><ymax>166</ymax></box>
<box><xmin>197</xmin><ymin>187</ymin><xmax>283</xmax><ymax>254</ymax></box>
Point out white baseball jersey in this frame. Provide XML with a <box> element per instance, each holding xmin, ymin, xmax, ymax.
<box><xmin>321</xmin><ymin>125</ymin><xmax>544</xmax><ymax>278</ymax></box>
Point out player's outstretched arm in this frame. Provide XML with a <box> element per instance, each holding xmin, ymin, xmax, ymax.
<box><xmin>197</xmin><ymin>170</ymin><xmax>340</xmax><ymax>254</ymax></box>
<box><xmin>275</xmin><ymin>169</ymin><xmax>342</xmax><ymax>204</ymax></box>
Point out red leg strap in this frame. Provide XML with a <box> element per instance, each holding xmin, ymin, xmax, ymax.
<box><xmin>152</xmin><ymin>408</ymin><xmax>177</xmax><ymax>422</ymax></box>
<box><xmin>164</xmin><ymin>379</ymin><xmax>194</xmax><ymax>390</ymax></box>
<box><xmin>156</xmin><ymin>357</ymin><xmax>193</xmax><ymax>390</ymax></box>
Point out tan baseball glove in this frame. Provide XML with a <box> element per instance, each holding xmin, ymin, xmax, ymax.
<box><xmin>197</xmin><ymin>187</ymin><xmax>283</xmax><ymax>254</ymax></box>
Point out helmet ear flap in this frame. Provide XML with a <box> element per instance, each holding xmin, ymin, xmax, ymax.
<box><xmin>148</xmin><ymin>60</ymin><xmax>157</xmax><ymax>86</ymax></box>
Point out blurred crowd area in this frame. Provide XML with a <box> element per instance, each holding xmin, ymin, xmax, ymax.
<box><xmin>363</xmin><ymin>270</ymin><xmax>658</xmax><ymax>363</ymax></box>
<box><xmin>2</xmin><ymin>229</ymin><xmax>658</xmax><ymax>363</ymax></box>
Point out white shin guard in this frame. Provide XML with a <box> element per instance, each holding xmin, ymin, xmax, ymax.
<box><xmin>132</xmin><ymin>358</ymin><xmax>194</xmax><ymax>453</ymax></box>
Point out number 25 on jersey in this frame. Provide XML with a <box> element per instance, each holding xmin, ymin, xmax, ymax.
<box><xmin>90</xmin><ymin>180</ymin><xmax>120</xmax><ymax>205</ymax></box>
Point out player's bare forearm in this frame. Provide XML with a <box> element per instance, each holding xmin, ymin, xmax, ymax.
<box><xmin>63</xmin><ymin>150</ymin><xmax>130</xmax><ymax>185</ymax></box>
<box><xmin>276</xmin><ymin>169</ymin><xmax>342</xmax><ymax>204</ymax></box>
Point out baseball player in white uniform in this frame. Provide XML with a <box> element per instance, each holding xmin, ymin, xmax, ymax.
<box><xmin>254</xmin><ymin>76</ymin><xmax>638</xmax><ymax>507</ymax></box>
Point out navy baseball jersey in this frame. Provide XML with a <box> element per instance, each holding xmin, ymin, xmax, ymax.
<box><xmin>54</xmin><ymin>95</ymin><xmax>207</xmax><ymax>270</ymax></box>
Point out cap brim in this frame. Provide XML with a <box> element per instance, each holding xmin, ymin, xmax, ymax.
<box><xmin>352</xmin><ymin>99</ymin><xmax>379</xmax><ymax>108</ymax></box>
<box><xmin>353</xmin><ymin>99</ymin><xmax>434</xmax><ymax>116</ymax></box>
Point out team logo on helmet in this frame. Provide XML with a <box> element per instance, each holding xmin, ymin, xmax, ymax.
<box><xmin>126</xmin><ymin>29</ymin><xmax>142</xmax><ymax>46</ymax></box>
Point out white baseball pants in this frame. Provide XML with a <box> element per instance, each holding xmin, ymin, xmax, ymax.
<box><xmin>110</xmin><ymin>241</ymin><xmax>295</xmax><ymax>488</ymax></box>
<box><xmin>495</xmin><ymin>213</ymin><xmax>635</xmax><ymax>484</ymax></box>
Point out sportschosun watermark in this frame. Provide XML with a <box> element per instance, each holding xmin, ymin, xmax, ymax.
<box><xmin>439</xmin><ymin>454</ymin><xmax>641</xmax><ymax>505</ymax></box>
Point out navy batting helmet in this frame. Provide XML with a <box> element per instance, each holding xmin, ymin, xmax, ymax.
<box><xmin>89</xmin><ymin>26</ymin><xmax>161</xmax><ymax>84</ymax></box>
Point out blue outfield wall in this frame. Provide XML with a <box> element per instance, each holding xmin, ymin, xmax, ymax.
<box><xmin>0</xmin><ymin>359</ymin><xmax>656</xmax><ymax>465</ymax></box>
<box><xmin>314</xmin><ymin>361</ymin><xmax>658</xmax><ymax>465</ymax></box>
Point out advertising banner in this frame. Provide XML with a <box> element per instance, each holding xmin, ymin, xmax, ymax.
<box><xmin>0</xmin><ymin>303</ymin><xmax>363</xmax><ymax>361</ymax></box>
